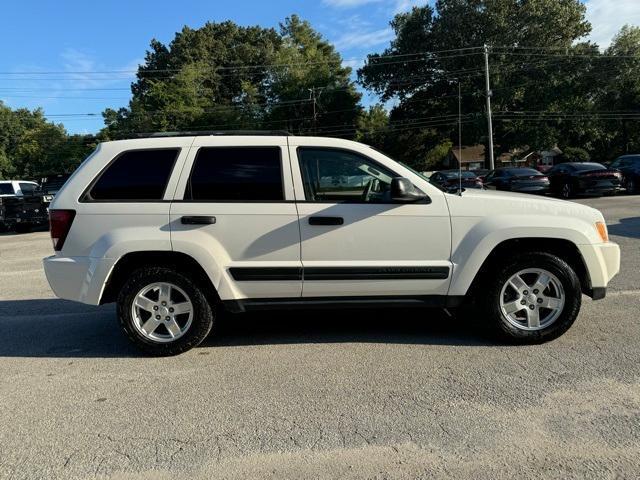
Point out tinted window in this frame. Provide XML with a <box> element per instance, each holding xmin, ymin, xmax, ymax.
<box><xmin>186</xmin><ymin>147</ymin><xmax>283</xmax><ymax>201</ymax></box>
<box><xmin>0</xmin><ymin>184</ymin><xmax>15</xmax><ymax>195</ymax></box>
<box><xmin>442</xmin><ymin>171</ymin><xmax>476</xmax><ymax>179</ymax></box>
<box><xmin>618</xmin><ymin>156</ymin><xmax>640</xmax><ymax>167</ymax></box>
<box><xmin>567</xmin><ymin>162</ymin><xmax>605</xmax><ymax>171</ymax></box>
<box><xmin>298</xmin><ymin>148</ymin><xmax>398</xmax><ymax>203</ymax></box>
<box><xmin>89</xmin><ymin>149</ymin><xmax>178</xmax><ymax>200</ymax></box>
<box><xmin>503</xmin><ymin>168</ymin><xmax>541</xmax><ymax>176</ymax></box>
<box><xmin>19</xmin><ymin>182</ymin><xmax>37</xmax><ymax>194</ymax></box>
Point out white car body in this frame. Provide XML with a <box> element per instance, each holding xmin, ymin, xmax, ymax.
<box><xmin>0</xmin><ymin>180</ymin><xmax>39</xmax><ymax>197</ymax></box>
<box><xmin>43</xmin><ymin>135</ymin><xmax>620</xmax><ymax>312</ymax></box>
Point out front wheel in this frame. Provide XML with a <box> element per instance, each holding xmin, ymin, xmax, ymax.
<box><xmin>117</xmin><ymin>267</ymin><xmax>215</xmax><ymax>356</ymax></box>
<box><xmin>625</xmin><ymin>177</ymin><xmax>637</xmax><ymax>194</ymax></box>
<box><xmin>481</xmin><ymin>252</ymin><xmax>582</xmax><ymax>344</ymax></box>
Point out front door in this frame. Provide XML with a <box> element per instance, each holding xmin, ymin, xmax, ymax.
<box><xmin>288</xmin><ymin>141</ymin><xmax>452</xmax><ymax>298</ymax></box>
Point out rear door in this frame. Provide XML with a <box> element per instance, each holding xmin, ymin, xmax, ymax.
<box><xmin>170</xmin><ymin>136</ymin><xmax>302</xmax><ymax>301</ymax></box>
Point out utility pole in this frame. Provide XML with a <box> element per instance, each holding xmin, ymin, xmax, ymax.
<box><xmin>308</xmin><ymin>87</ymin><xmax>323</xmax><ymax>134</ymax></box>
<box><xmin>483</xmin><ymin>44</ymin><xmax>495</xmax><ymax>170</ymax></box>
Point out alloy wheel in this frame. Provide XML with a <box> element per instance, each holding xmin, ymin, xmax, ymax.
<box><xmin>131</xmin><ymin>282</ymin><xmax>193</xmax><ymax>343</ymax></box>
<box><xmin>499</xmin><ymin>268</ymin><xmax>565</xmax><ymax>331</ymax></box>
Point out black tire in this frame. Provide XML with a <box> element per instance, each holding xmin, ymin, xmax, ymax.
<box><xmin>560</xmin><ymin>182</ymin><xmax>573</xmax><ymax>199</ymax></box>
<box><xmin>14</xmin><ymin>223</ymin><xmax>32</xmax><ymax>234</ymax></box>
<box><xmin>480</xmin><ymin>252</ymin><xmax>582</xmax><ymax>344</ymax></box>
<box><xmin>626</xmin><ymin>177</ymin><xmax>637</xmax><ymax>194</ymax></box>
<box><xmin>117</xmin><ymin>267</ymin><xmax>215</xmax><ymax>356</ymax></box>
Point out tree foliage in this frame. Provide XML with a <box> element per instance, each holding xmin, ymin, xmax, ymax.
<box><xmin>0</xmin><ymin>102</ymin><xmax>97</xmax><ymax>179</ymax></box>
<box><xmin>104</xmin><ymin>16</ymin><xmax>361</xmax><ymax>138</ymax></box>
<box><xmin>358</xmin><ymin>0</ymin><xmax>601</xmax><ymax>166</ymax></box>
<box><xmin>3</xmin><ymin>11</ymin><xmax>640</xmax><ymax>179</ymax></box>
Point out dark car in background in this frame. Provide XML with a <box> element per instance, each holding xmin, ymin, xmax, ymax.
<box><xmin>547</xmin><ymin>162</ymin><xmax>622</xmax><ymax>199</ymax></box>
<box><xmin>483</xmin><ymin>167</ymin><xmax>550</xmax><ymax>194</ymax></box>
<box><xmin>471</xmin><ymin>168</ymin><xmax>489</xmax><ymax>180</ymax></box>
<box><xmin>37</xmin><ymin>173</ymin><xmax>72</xmax><ymax>208</ymax></box>
<box><xmin>429</xmin><ymin>170</ymin><xmax>483</xmax><ymax>193</ymax></box>
<box><xmin>609</xmin><ymin>155</ymin><xmax>640</xmax><ymax>194</ymax></box>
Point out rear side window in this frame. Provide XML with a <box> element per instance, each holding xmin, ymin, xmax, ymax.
<box><xmin>185</xmin><ymin>147</ymin><xmax>283</xmax><ymax>201</ymax></box>
<box><xmin>88</xmin><ymin>149</ymin><xmax>179</xmax><ymax>201</ymax></box>
<box><xmin>19</xmin><ymin>182</ymin><xmax>37</xmax><ymax>194</ymax></box>
<box><xmin>0</xmin><ymin>184</ymin><xmax>15</xmax><ymax>195</ymax></box>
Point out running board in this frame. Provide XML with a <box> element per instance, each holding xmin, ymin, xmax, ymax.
<box><xmin>222</xmin><ymin>295</ymin><xmax>465</xmax><ymax>313</ymax></box>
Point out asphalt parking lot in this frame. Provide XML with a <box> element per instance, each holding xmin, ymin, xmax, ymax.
<box><xmin>0</xmin><ymin>196</ymin><xmax>638</xmax><ymax>480</ymax></box>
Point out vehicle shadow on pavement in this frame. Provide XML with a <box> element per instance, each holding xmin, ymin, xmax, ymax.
<box><xmin>608</xmin><ymin>217</ymin><xmax>640</xmax><ymax>239</ymax></box>
<box><xmin>205</xmin><ymin>308</ymin><xmax>496</xmax><ymax>349</ymax></box>
<box><xmin>0</xmin><ymin>299</ymin><xmax>138</xmax><ymax>358</ymax></box>
<box><xmin>0</xmin><ymin>299</ymin><xmax>496</xmax><ymax>357</ymax></box>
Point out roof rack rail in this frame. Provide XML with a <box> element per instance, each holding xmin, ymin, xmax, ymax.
<box><xmin>134</xmin><ymin>130</ymin><xmax>293</xmax><ymax>138</ymax></box>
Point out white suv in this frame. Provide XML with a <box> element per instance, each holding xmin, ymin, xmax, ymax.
<box><xmin>43</xmin><ymin>133</ymin><xmax>620</xmax><ymax>355</ymax></box>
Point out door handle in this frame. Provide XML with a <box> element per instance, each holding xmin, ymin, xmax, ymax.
<box><xmin>309</xmin><ymin>216</ymin><xmax>344</xmax><ymax>226</ymax></box>
<box><xmin>181</xmin><ymin>216</ymin><xmax>216</xmax><ymax>225</ymax></box>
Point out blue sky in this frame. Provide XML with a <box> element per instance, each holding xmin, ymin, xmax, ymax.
<box><xmin>0</xmin><ymin>0</ymin><xmax>637</xmax><ymax>134</ymax></box>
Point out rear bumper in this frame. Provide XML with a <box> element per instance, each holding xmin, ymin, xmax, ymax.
<box><xmin>43</xmin><ymin>255</ymin><xmax>115</xmax><ymax>305</ymax></box>
<box><xmin>578</xmin><ymin>242</ymin><xmax>620</xmax><ymax>299</ymax></box>
<box><xmin>512</xmin><ymin>185</ymin><xmax>549</xmax><ymax>193</ymax></box>
<box><xmin>577</xmin><ymin>180</ymin><xmax>621</xmax><ymax>194</ymax></box>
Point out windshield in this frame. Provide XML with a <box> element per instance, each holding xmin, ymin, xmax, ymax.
<box><xmin>504</xmin><ymin>168</ymin><xmax>541</xmax><ymax>176</ymax></box>
<box><xmin>398</xmin><ymin>162</ymin><xmax>430</xmax><ymax>181</ymax></box>
<box><xmin>442</xmin><ymin>171</ymin><xmax>476</xmax><ymax>179</ymax></box>
<box><xmin>568</xmin><ymin>162</ymin><xmax>605</xmax><ymax>171</ymax></box>
<box><xmin>0</xmin><ymin>184</ymin><xmax>15</xmax><ymax>195</ymax></box>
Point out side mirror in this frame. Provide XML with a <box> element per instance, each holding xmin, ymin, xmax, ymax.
<box><xmin>391</xmin><ymin>177</ymin><xmax>428</xmax><ymax>203</ymax></box>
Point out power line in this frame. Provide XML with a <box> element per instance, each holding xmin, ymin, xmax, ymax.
<box><xmin>0</xmin><ymin>48</ymin><xmax>484</xmax><ymax>76</ymax></box>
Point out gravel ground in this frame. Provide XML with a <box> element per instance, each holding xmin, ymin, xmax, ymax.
<box><xmin>0</xmin><ymin>196</ymin><xmax>638</xmax><ymax>480</ymax></box>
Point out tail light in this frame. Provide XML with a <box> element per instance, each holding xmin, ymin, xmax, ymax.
<box><xmin>49</xmin><ymin>209</ymin><xmax>76</xmax><ymax>251</ymax></box>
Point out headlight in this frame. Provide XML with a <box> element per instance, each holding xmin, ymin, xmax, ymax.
<box><xmin>595</xmin><ymin>222</ymin><xmax>609</xmax><ymax>242</ymax></box>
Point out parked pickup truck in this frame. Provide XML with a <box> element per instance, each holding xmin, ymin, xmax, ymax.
<box><xmin>38</xmin><ymin>173</ymin><xmax>72</xmax><ymax>208</ymax></box>
<box><xmin>43</xmin><ymin>133</ymin><xmax>620</xmax><ymax>356</ymax></box>
<box><xmin>0</xmin><ymin>180</ymin><xmax>48</xmax><ymax>233</ymax></box>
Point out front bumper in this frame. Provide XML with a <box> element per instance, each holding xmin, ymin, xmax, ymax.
<box><xmin>43</xmin><ymin>255</ymin><xmax>116</xmax><ymax>305</ymax></box>
<box><xmin>578</xmin><ymin>242</ymin><xmax>621</xmax><ymax>299</ymax></box>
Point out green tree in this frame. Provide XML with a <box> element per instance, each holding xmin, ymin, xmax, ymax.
<box><xmin>355</xmin><ymin>104</ymin><xmax>389</xmax><ymax>146</ymax></box>
<box><xmin>559</xmin><ymin>146</ymin><xmax>590</xmax><ymax>163</ymax></box>
<box><xmin>265</xmin><ymin>15</ymin><xmax>362</xmax><ymax>135</ymax></box>
<box><xmin>424</xmin><ymin>140</ymin><xmax>453</xmax><ymax>170</ymax></box>
<box><xmin>358</xmin><ymin>1</ymin><xmax>596</xmax><ymax>165</ymax></box>
<box><xmin>593</xmin><ymin>25</ymin><xmax>640</xmax><ymax>160</ymax></box>
<box><xmin>104</xmin><ymin>16</ymin><xmax>361</xmax><ymax>137</ymax></box>
<box><xmin>0</xmin><ymin>101</ymin><xmax>95</xmax><ymax>179</ymax></box>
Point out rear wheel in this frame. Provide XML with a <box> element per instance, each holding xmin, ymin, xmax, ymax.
<box><xmin>117</xmin><ymin>267</ymin><xmax>214</xmax><ymax>356</ymax></box>
<box><xmin>14</xmin><ymin>223</ymin><xmax>32</xmax><ymax>233</ymax></box>
<box><xmin>560</xmin><ymin>182</ymin><xmax>573</xmax><ymax>199</ymax></box>
<box><xmin>480</xmin><ymin>252</ymin><xmax>581</xmax><ymax>344</ymax></box>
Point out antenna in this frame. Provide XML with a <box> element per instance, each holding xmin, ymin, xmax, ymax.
<box><xmin>458</xmin><ymin>81</ymin><xmax>463</xmax><ymax>196</ymax></box>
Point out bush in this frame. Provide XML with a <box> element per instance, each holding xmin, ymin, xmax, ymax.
<box><xmin>560</xmin><ymin>147</ymin><xmax>590</xmax><ymax>163</ymax></box>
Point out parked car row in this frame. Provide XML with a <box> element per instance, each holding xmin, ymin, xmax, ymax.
<box><xmin>429</xmin><ymin>157</ymin><xmax>638</xmax><ymax>199</ymax></box>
